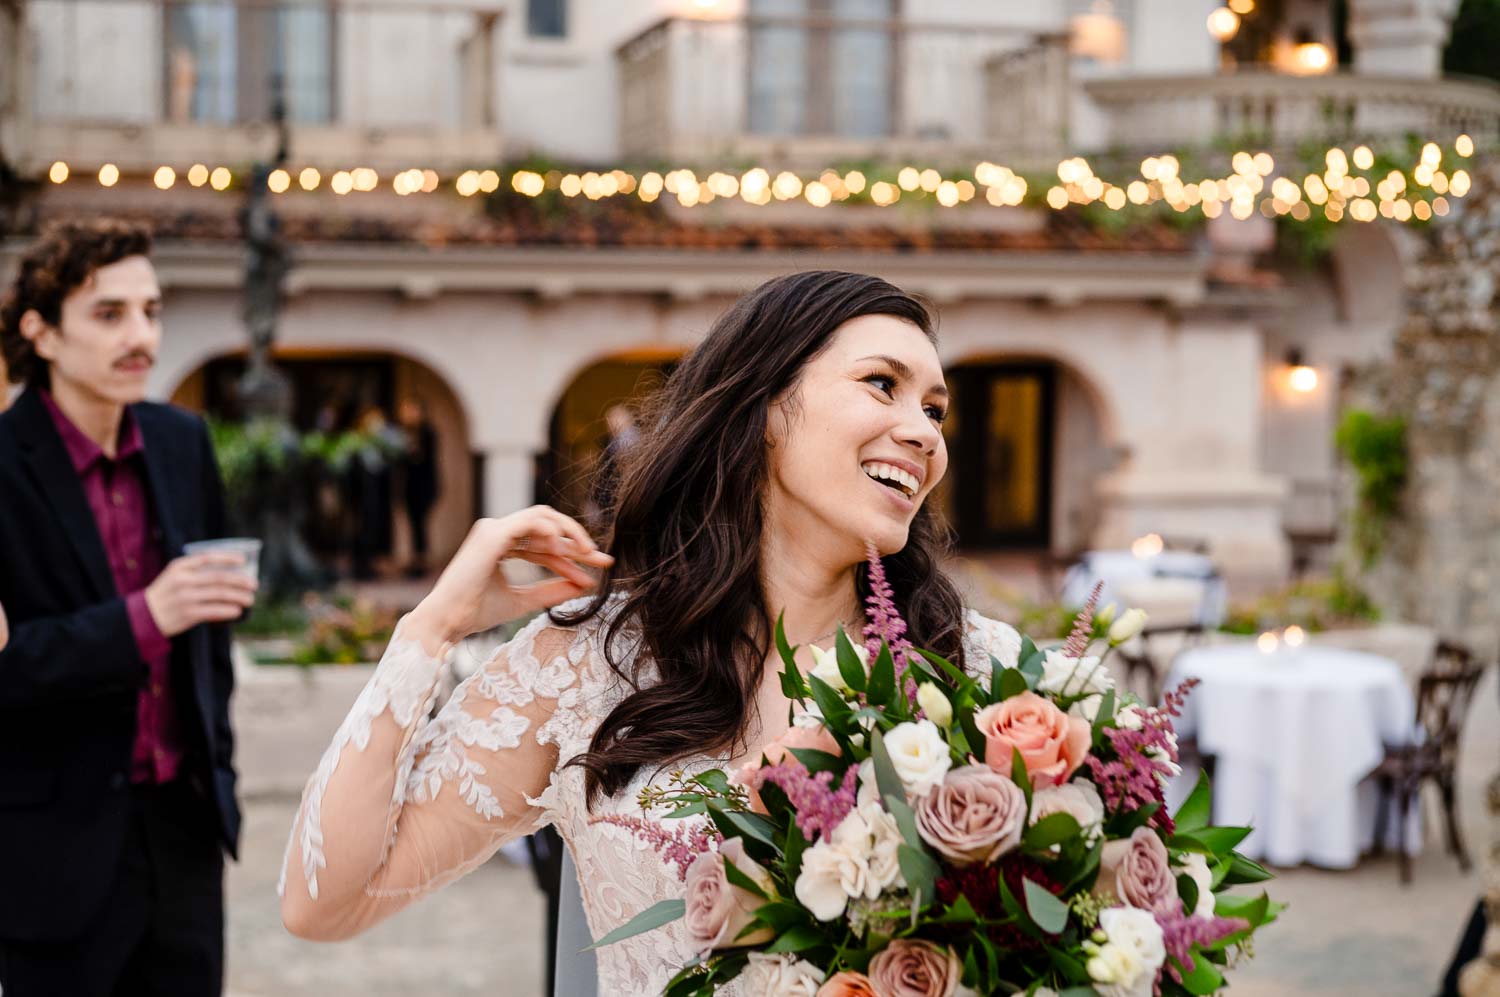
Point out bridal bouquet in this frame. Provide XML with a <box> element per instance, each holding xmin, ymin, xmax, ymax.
<box><xmin>596</xmin><ymin>554</ymin><xmax>1279</xmax><ymax>996</ymax></box>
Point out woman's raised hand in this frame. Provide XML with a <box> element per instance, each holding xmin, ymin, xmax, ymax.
<box><xmin>404</xmin><ymin>506</ymin><xmax>613</xmax><ymax>654</ymax></box>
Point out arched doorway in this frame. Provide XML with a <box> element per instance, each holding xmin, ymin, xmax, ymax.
<box><xmin>541</xmin><ymin>351</ymin><xmax>682</xmax><ymax>522</ymax></box>
<box><xmin>940</xmin><ymin>357</ymin><xmax>1112</xmax><ymax>554</ymax></box>
<box><xmin>170</xmin><ymin>348</ymin><xmax>474</xmax><ymax>576</ymax></box>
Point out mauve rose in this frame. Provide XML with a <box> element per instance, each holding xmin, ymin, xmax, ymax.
<box><xmin>734</xmin><ymin>722</ymin><xmax>842</xmax><ymax>814</ymax></box>
<box><xmin>868</xmin><ymin>939</ymin><xmax>962</xmax><ymax>997</ymax></box>
<box><xmin>684</xmin><ymin>839</ymin><xmax>776</xmax><ymax>951</ymax></box>
<box><xmin>914</xmin><ymin>764</ymin><xmax>1026</xmax><ymax>865</ymax></box>
<box><xmin>1094</xmin><ymin>827</ymin><xmax>1177</xmax><ymax>913</ymax></box>
<box><xmin>817</xmin><ymin>971</ymin><xmax>879</xmax><ymax>996</ymax></box>
<box><xmin>974</xmin><ymin>692</ymin><xmax>1091</xmax><ymax>789</ymax></box>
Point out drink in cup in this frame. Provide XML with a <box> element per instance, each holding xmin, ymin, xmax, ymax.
<box><xmin>183</xmin><ymin>537</ymin><xmax>263</xmax><ymax>586</ymax></box>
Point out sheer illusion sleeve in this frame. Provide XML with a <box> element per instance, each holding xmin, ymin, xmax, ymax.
<box><xmin>279</xmin><ymin>611</ymin><xmax>582</xmax><ymax>940</ymax></box>
<box><xmin>962</xmin><ymin>608</ymin><xmax>1024</xmax><ymax>680</ymax></box>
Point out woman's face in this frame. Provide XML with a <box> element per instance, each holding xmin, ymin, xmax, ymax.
<box><xmin>765</xmin><ymin>314</ymin><xmax>949</xmax><ymax>562</ymax></box>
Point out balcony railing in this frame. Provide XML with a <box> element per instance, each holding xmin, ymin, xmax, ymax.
<box><xmin>1085</xmin><ymin>70</ymin><xmax>1500</xmax><ymax>152</ymax></box>
<box><xmin>616</xmin><ymin>15</ymin><xmax>1068</xmax><ymax>167</ymax></box>
<box><xmin>6</xmin><ymin>0</ymin><xmax>504</xmax><ymax>174</ymax></box>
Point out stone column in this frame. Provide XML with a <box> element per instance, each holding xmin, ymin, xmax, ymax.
<box><xmin>481</xmin><ymin>445</ymin><xmax>537</xmax><ymax>519</ymax></box>
<box><xmin>1345</xmin><ymin>0</ymin><xmax>1459</xmax><ymax>78</ymax></box>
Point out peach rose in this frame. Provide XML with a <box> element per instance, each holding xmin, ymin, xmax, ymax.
<box><xmin>734</xmin><ymin>722</ymin><xmax>841</xmax><ymax>814</ymax></box>
<box><xmin>817</xmin><ymin>971</ymin><xmax>879</xmax><ymax>996</ymax></box>
<box><xmin>1094</xmin><ymin>826</ymin><xmax>1178</xmax><ymax>914</ymax></box>
<box><xmin>974</xmin><ymin>692</ymin><xmax>1091</xmax><ymax>789</ymax></box>
<box><xmin>684</xmin><ymin>839</ymin><xmax>776</xmax><ymax>951</ymax></box>
<box><xmin>868</xmin><ymin>939</ymin><xmax>962</xmax><ymax>997</ymax></box>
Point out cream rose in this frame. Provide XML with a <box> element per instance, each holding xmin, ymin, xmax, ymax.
<box><xmin>1088</xmin><ymin>907</ymin><xmax>1166</xmax><ymax>997</ymax></box>
<box><xmin>975</xmin><ymin>692</ymin><xmax>1091</xmax><ymax>789</ymax></box>
<box><xmin>868</xmin><ymin>939</ymin><xmax>963</xmax><ymax>997</ymax></box>
<box><xmin>859</xmin><ymin>801</ymin><xmax>907</xmax><ymax>893</ymax></box>
<box><xmin>914</xmin><ymin>764</ymin><xmax>1026</xmax><ymax>865</ymax></box>
<box><xmin>884</xmin><ymin>720</ymin><xmax>953</xmax><ymax>798</ymax></box>
<box><xmin>741</xmin><ymin>953</ymin><xmax>826</xmax><ymax>997</ymax></box>
<box><xmin>1038</xmin><ymin>649</ymin><xmax>1113</xmax><ymax>699</ymax></box>
<box><xmin>796</xmin><ymin>809</ymin><xmax>879</xmax><ymax>921</ymax></box>
<box><xmin>1029</xmin><ymin>780</ymin><xmax>1105</xmax><ymax>847</ymax></box>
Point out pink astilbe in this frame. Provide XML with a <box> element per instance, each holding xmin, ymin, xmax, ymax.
<box><xmin>1063</xmin><ymin>581</ymin><xmax>1105</xmax><ymax>659</ymax></box>
<box><xmin>1086</xmin><ymin>720</ymin><xmax>1181</xmax><ymax>835</ymax></box>
<box><xmin>756</xmin><ymin>760</ymin><xmax>859</xmax><ymax>842</ymax></box>
<box><xmin>591</xmin><ymin>814</ymin><xmax>721</xmax><ymax>881</ymax></box>
<box><xmin>863</xmin><ymin>544</ymin><xmax>917</xmax><ymax>701</ymax></box>
<box><xmin>1154</xmin><ymin>905</ymin><xmax>1249</xmax><ymax>992</ymax></box>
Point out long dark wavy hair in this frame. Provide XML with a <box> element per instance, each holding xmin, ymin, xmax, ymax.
<box><xmin>555</xmin><ymin>270</ymin><xmax>968</xmax><ymax>806</ymax></box>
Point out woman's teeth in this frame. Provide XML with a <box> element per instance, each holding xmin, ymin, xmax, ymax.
<box><xmin>861</xmin><ymin>461</ymin><xmax>918</xmax><ymax>498</ymax></box>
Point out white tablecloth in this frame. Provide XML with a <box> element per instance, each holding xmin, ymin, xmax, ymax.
<box><xmin>1062</xmin><ymin>550</ymin><xmax>1228</xmax><ymax>627</ymax></box>
<box><xmin>1165</xmin><ymin>644</ymin><xmax>1418</xmax><ymax>868</ymax></box>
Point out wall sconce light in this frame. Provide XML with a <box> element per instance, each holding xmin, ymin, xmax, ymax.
<box><xmin>1286</xmin><ymin>348</ymin><xmax>1319</xmax><ymax>393</ymax></box>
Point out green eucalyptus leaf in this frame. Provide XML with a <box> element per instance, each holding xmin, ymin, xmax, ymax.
<box><xmin>867</xmin><ymin>642</ymin><xmax>896</xmax><ymax>706</ymax></box>
<box><xmin>869</xmin><ymin>728</ymin><xmax>907</xmax><ymax>804</ymax></box>
<box><xmin>1023</xmin><ymin>877</ymin><xmax>1070</xmax><ymax>934</ymax></box>
<box><xmin>586</xmin><ymin>899</ymin><xmax>686</xmax><ymax>950</ymax></box>
<box><xmin>721</xmin><ymin>857</ymin><xmax>768</xmax><ymax>900</ymax></box>
<box><xmin>1024</xmin><ymin>812</ymin><xmax>1082</xmax><ymax>852</ymax></box>
<box><xmin>765</xmin><ymin>924</ymin><xmax>825</xmax><ymax>954</ymax></box>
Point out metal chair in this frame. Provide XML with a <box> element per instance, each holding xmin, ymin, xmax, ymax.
<box><xmin>1372</xmin><ymin>640</ymin><xmax>1485</xmax><ymax>883</ymax></box>
<box><xmin>1116</xmin><ymin>622</ymin><xmax>1209</xmax><ymax>705</ymax></box>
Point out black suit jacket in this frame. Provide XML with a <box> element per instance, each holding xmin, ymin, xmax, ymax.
<box><xmin>0</xmin><ymin>389</ymin><xmax>242</xmax><ymax>942</ymax></box>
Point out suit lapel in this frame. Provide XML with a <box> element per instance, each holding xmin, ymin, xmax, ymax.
<box><xmin>134</xmin><ymin>405</ymin><xmax>186</xmax><ymax>559</ymax></box>
<box><xmin>12</xmin><ymin>390</ymin><xmax>115</xmax><ymax>599</ymax></box>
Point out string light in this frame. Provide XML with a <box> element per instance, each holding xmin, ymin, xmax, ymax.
<box><xmin>40</xmin><ymin>135</ymin><xmax>1480</xmax><ymax>227</ymax></box>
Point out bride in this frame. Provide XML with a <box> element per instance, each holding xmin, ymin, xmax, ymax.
<box><xmin>279</xmin><ymin>270</ymin><xmax>1022</xmax><ymax>994</ymax></box>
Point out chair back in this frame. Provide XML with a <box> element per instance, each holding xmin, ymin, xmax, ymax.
<box><xmin>1118</xmin><ymin>623</ymin><xmax>1209</xmax><ymax>704</ymax></box>
<box><xmin>1416</xmin><ymin>641</ymin><xmax>1485</xmax><ymax>769</ymax></box>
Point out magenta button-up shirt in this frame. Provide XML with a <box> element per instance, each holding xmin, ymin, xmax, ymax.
<box><xmin>42</xmin><ymin>391</ymin><xmax>184</xmax><ymax>785</ymax></box>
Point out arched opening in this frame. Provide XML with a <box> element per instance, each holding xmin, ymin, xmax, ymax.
<box><xmin>939</xmin><ymin>356</ymin><xmax>1114</xmax><ymax>555</ymax></box>
<box><xmin>540</xmin><ymin>350</ymin><xmax>683</xmax><ymax>523</ymax></box>
<box><xmin>169</xmin><ymin>347</ymin><xmax>474</xmax><ymax>577</ymax></box>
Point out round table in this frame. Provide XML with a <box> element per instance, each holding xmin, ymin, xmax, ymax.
<box><xmin>1165</xmin><ymin>643</ymin><xmax>1417</xmax><ymax>868</ymax></box>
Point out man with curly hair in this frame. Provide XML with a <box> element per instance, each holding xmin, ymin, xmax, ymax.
<box><xmin>0</xmin><ymin>220</ymin><xmax>256</xmax><ymax>996</ymax></box>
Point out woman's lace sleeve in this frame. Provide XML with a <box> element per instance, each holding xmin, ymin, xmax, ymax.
<box><xmin>279</xmin><ymin>612</ymin><xmax>581</xmax><ymax>939</ymax></box>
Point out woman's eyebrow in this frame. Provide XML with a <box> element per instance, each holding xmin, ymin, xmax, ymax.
<box><xmin>855</xmin><ymin>354</ymin><xmax>950</xmax><ymax>398</ymax></box>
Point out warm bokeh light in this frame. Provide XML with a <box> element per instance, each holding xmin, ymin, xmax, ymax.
<box><xmin>298</xmin><ymin>167</ymin><xmax>320</xmax><ymax>191</ymax></box>
<box><xmin>1283</xmin><ymin>625</ymin><xmax>1306</xmax><ymax>647</ymax></box>
<box><xmin>48</xmin><ymin>161</ymin><xmax>69</xmax><ymax>184</ymax></box>
<box><xmin>1207</xmin><ymin>7</ymin><xmax>1240</xmax><ymax>41</ymax></box>
<box><xmin>210</xmin><ymin>167</ymin><xmax>232</xmax><ymax>191</ymax></box>
<box><xmin>1257</xmin><ymin>631</ymin><xmax>1280</xmax><ymax>654</ymax></box>
<box><xmin>188</xmin><ymin>163</ymin><xmax>209</xmax><ymax>187</ymax></box>
<box><xmin>1352</xmin><ymin>145</ymin><xmax>1373</xmax><ymax>170</ymax></box>
<box><xmin>1131</xmin><ymin>533</ymin><xmax>1165</xmax><ymax>559</ymax></box>
<box><xmin>330</xmin><ymin>170</ymin><xmax>353</xmax><ymax>195</ymax></box>
<box><xmin>1289</xmin><ymin>363</ymin><xmax>1319</xmax><ymax>393</ymax></box>
<box><xmin>1456</xmin><ymin>134</ymin><xmax>1475</xmax><ymax>157</ymax></box>
<box><xmin>153</xmin><ymin>166</ymin><xmax>176</xmax><ymax>190</ymax></box>
<box><xmin>1228</xmin><ymin>0</ymin><xmax>1254</xmax><ymax>12</ymax></box>
<box><xmin>98</xmin><ymin>163</ymin><xmax>120</xmax><ymax>187</ymax></box>
<box><xmin>267</xmin><ymin>168</ymin><xmax>291</xmax><ymax>193</ymax></box>
<box><xmin>1293</xmin><ymin>41</ymin><xmax>1332</xmax><ymax>74</ymax></box>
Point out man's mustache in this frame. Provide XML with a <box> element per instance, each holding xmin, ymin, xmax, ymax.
<box><xmin>113</xmin><ymin>351</ymin><xmax>156</xmax><ymax>368</ymax></box>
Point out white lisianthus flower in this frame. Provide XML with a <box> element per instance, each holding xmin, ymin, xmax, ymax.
<box><xmin>1108</xmin><ymin>608</ymin><xmax>1149</xmax><ymax>645</ymax></box>
<box><xmin>1039</xmin><ymin>649</ymin><xmax>1114</xmax><ymax>699</ymax></box>
<box><xmin>857</xmin><ymin>759</ymin><xmax>881</xmax><ymax>809</ymax></box>
<box><xmin>858</xmin><ymin>800</ymin><xmax>907</xmax><ymax>892</ymax></box>
<box><xmin>1029</xmin><ymin>781</ymin><xmax>1106</xmax><ymax>847</ymax></box>
<box><xmin>1176</xmin><ymin>852</ymin><xmax>1217</xmax><ymax>918</ymax></box>
<box><xmin>916</xmin><ymin>682</ymin><xmax>954</xmax><ymax>728</ymax></box>
<box><xmin>1088</xmin><ymin>907</ymin><xmax>1166</xmax><ymax>997</ymax></box>
<box><xmin>739</xmin><ymin>953</ymin><xmax>825</xmax><ymax>997</ymax></box>
<box><xmin>883</xmin><ymin>720</ymin><xmax>953</xmax><ymax>798</ymax></box>
<box><xmin>809</xmin><ymin>642</ymin><xmax>869</xmax><ymax>696</ymax></box>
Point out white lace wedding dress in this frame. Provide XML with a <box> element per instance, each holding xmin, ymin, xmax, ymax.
<box><xmin>280</xmin><ymin>596</ymin><xmax>1022</xmax><ymax>996</ymax></box>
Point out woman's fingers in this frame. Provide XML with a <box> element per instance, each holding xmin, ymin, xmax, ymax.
<box><xmin>512</xmin><ymin>551</ymin><xmax>598</xmax><ymax>589</ymax></box>
<box><xmin>513</xmin><ymin>576</ymin><xmax>593</xmax><ymax>613</ymax></box>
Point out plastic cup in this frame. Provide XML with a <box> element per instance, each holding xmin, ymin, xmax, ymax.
<box><xmin>183</xmin><ymin>538</ymin><xmax>262</xmax><ymax>585</ymax></box>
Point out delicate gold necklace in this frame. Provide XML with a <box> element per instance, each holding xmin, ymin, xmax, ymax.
<box><xmin>803</xmin><ymin>619</ymin><xmax>864</xmax><ymax>648</ymax></box>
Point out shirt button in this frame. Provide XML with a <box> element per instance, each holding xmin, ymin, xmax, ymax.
<box><xmin>112</xmin><ymin>492</ymin><xmax>124</xmax><ymax>506</ymax></box>
<box><xmin>126</xmin><ymin>558</ymin><xmax>138</xmax><ymax>571</ymax></box>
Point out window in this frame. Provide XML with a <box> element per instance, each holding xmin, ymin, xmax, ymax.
<box><xmin>747</xmin><ymin>0</ymin><xmax>895</xmax><ymax>138</ymax></box>
<box><xmin>165</xmin><ymin>2</ymin><xmax>334</xmax><ymax>124</ymax></box>
<box><xmin>527</xmin><ymin>0</ymin><xmax>567</xmax><ymax>38</ymax></box>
